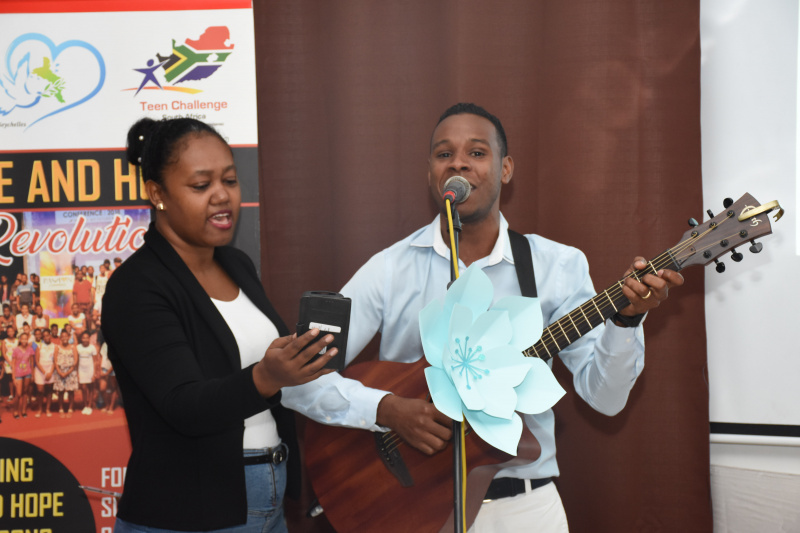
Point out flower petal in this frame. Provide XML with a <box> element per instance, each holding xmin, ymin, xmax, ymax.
<box><xmin>474</xmin><ymin>347</ymin><xmax>533</xmax><ymax>419</ymax></box>
<box><xmin>464</xmin><ymin>408</ymin><xmax>523</xmax><ymax>456</ymax></box>
<box><xmin>481</xmin><ymin>346</ymin><xmax>533</xmax><ymax>386</ymax></box>
<box><xmin>480</xmin><ymin>384</ymin><xmax>519</xmax><ymax>420</ymax></box>
<box><xmin>447</xmin><ymin>304</ymin><xmax>474</xmax><ymax>353</ymax></box>
<box><xmin>514</xmin><ymin>358</ymin><xmax>566</xmax><ymax>414</ymax></box>
<box><xmin>425</xmin><ymin>366</ymin><xmax>463</xmax><ymax>421</ymax></box>
<box><xmin>420</xmin><ymin>298</ymin><xmax>447</xmax><ymax>368</ymax></box>
<box><xmin>466</xmin><ymin>309</ymin><xmax>512</xmax><ymax>352</ymax></box>
<box><xmin>443</xmin><ymin>264</ymin><xmax>493</xmax><ymax>318</ymax></box>
<box><xmin>491</xmin><ymin>295</ymin><xmax>543</xmax><ymax>351</ymax></box>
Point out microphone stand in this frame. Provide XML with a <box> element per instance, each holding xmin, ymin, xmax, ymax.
<box><xmin>448</xmin><ymin>207</ymin><xmax>461</xmax><ymax>284</ymax></box>
<box><xmin>447</xmin><ymin>202</ymin><xmax>465</xmax><ymax>533</ymax></box>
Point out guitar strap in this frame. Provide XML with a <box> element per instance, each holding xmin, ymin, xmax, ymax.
<box><xmin>507</xmin><ymin>229</ymin><xmax>537</xmax><ymax>298</ymax></box>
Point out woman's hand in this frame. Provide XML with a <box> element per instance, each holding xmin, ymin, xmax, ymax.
<box><xmin>252</xmin><ymin>329</ymin><xmax>336</xmax><ymax>398</ymax></box>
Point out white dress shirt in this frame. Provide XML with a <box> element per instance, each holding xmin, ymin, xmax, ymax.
<box><xmin>282</xmin><ymin>213</ymin><xmax>645</xmax><ymax>479</ymax></box>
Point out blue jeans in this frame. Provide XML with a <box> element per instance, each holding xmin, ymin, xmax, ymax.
<box><xmin>115</xmin><ymin>448</ymin><xmax>288</xmax><ymax>533</ymax></box>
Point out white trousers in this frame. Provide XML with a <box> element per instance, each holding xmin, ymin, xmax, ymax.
<box><xmin>469</xmin><ymin>481</ymin><xmax>569</xmax><ymax>533</ymax></box>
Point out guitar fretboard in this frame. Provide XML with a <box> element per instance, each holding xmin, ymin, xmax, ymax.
<box><xmin>523</xmin><ymin>250</ymin><xmax>680</xmax><ymax>362</ymax></box>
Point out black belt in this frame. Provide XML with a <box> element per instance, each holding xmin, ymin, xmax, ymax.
<box><xmin>243</xmin><ymin>443</ymin><xmax>288</xmax><ymax>466</ymax></box>
<box><xmin>483</xmin><ymin>478</ymin><xmax>552</xmax><ymax>501</ymax></box>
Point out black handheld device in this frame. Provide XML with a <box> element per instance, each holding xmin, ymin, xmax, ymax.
<box><xmin>296</xmin><ymin>291</ymin><xmax>351</xmax><ymax>372</ymax></box>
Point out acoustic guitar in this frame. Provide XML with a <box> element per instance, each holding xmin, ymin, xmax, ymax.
<box><xmin>305</xmin><ymin>193</ymin><xmax>782</xmax><ymax>532</ymax></box>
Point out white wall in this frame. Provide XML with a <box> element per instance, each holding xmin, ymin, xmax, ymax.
<box><xmin>701</xmin><ymin>0</ymin><xmax>800</xmax><ymax>529</ymax></box>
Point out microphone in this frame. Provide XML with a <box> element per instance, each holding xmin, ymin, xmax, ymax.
<box><xmin>442</xmin><ymin>176</ymin><xmax>471</xmax><ymax>205</ymax></box>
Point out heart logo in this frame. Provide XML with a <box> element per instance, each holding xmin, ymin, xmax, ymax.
<box><xmin>1</xmin><ymin>33</ymin><xmax>105</xmax><ymax>129</ymax></box>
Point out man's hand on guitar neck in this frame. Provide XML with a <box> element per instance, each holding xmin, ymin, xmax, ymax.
<box><xmin>376</xmin><ymin>394</ymin><xmax>453</xmax><ymax>455</ymax></box>
<box><xmin>615</xmin><ymin>256</ymin><xmax>685</xmax><ymax>324</ymax></box>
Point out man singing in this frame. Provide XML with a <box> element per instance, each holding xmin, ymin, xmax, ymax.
<box><xmin>284</xmin><ymin>103</ymin><xmax>683</xmax><ymax>531</ymax></box>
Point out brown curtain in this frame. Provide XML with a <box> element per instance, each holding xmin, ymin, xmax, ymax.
<box><xmin>253</xmin><ymin>1</ymin><xmax>711</xmax><ymax>532</ymax></box>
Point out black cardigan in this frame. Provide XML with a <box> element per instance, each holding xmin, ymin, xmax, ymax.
<box><xmin>102</xmin><ymin>224</ymin><xmax>299</xmax><ymax>531</ymax></box>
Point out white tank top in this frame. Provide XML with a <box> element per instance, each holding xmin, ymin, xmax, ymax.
<box><xmin>211</xmin><ymin>290</ymin><xmax>281</xmax><ymax>450</ymax></box>
<box><xmin>39</xmin><ymin>342</ymin><xmax>56</xmax><ymax>365</ymax></box>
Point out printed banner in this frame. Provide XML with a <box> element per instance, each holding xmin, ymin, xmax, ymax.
<box><xmin>0</xmin><ymin>9</ymin><xmax>258</xmax><ymax>148</ymax></box>
<box><xmin>0</xmin><ymin>3</ymin><xmax>260</xmax><ymax>531</ymax></box>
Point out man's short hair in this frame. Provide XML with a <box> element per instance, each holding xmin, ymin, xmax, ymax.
<box><xmin>435</xmin><ymin>103</ymin><xmax>508</xmax><ymax>158</ymax></box>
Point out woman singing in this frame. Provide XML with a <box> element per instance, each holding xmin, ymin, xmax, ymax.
<box><xmin>103</xmin><ymin>118</ymin><xmax>334</xmax><ymax>532</ymax></box>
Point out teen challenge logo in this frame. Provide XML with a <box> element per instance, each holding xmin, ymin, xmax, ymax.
<box><xmin>125</xmin><ymin>26</ymin><xmax>235</xmax><ymax>119</ymax></box>
<box><xmin>128</xmin><ymin>26</ymin><xmax>234</xmax><ymax>95</ymax></box>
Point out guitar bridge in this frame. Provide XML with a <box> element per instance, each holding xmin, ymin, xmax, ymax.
<box><xmin>374</xmin><ymin>432</ymin><xmax>414</xmax><ymax>487</ymax></box>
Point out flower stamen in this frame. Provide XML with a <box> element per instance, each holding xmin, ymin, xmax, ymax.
<box><xmin>452</xmin><ymin>336</ymin><xmax>490</xmax><ymax>390</ymax></box>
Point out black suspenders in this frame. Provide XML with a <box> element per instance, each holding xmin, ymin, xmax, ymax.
<box><xmin>507</xmin><ymin>229</ymin><xmax>537</xmax><ymax>298</ymax></box>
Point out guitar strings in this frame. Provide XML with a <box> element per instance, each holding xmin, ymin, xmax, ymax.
<box><xmin>526</xmin><ymin>212</ymin><xmax>740</xmax><ymax>359</ymax></box>
<box><xmin>530</xmin><ymin>234</ymin><xmax>711</xmax><ymax>356</ymax></box>
<box><xmin>382</xmin><ymin>432</ymin><xmax>404</xmax><ymax>453</ymax></box>
<box><xmin>531</xmin><ymin>214</ymin><xmax>739</xmax><ymax>356</ymax></box>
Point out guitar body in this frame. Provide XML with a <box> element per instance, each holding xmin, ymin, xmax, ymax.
<box><xmin>305</xmin><ymin>358</ymin><xmax>542</xmax><ymax>533</ymax></box>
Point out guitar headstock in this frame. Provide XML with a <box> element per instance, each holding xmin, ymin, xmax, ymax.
<box><xmin>668</xmin><ymin>193</ymin><xmax>784</xmax><ymax>272</ymax></box>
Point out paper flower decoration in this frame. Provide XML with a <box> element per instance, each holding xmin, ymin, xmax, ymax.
<box><xmin>420</xmin><ymin>264</ymin><xmax>566</xmax><ymax>455</ymax></box>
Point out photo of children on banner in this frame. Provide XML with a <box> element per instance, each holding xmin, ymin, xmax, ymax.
<box><xmin>0</xmin><ymin>258</ymin><xmax>123</xmax><ymax>424</ymax></box>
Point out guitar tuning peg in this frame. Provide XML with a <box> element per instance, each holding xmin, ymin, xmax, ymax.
<box><xmin>688</xmin><ymin>218</ymin><xmax>699</xmax><ymax>227</ymax></box>
<box><xmin>707</xmin><ymin>209</ymin><xmax>715</xmax><ymax>219</ymax></box>
<box><xmin>749</xmin><ymin>240</ymin><xmax>763</xmax><ymax>254</ymax></box>
<box><xmin>723</xmin><ymin>197</ymin><xmax>734</xmax><ymax>209</ymax></box>
<box><xmin>714</xmin><ymin>259</ymin><xmax>726</xmax><ymax>273</ymax></box>
<box><xmin>731</xmin><ymin>250</ymin><xmax>743</xmax><ymax>262</ymax></box>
